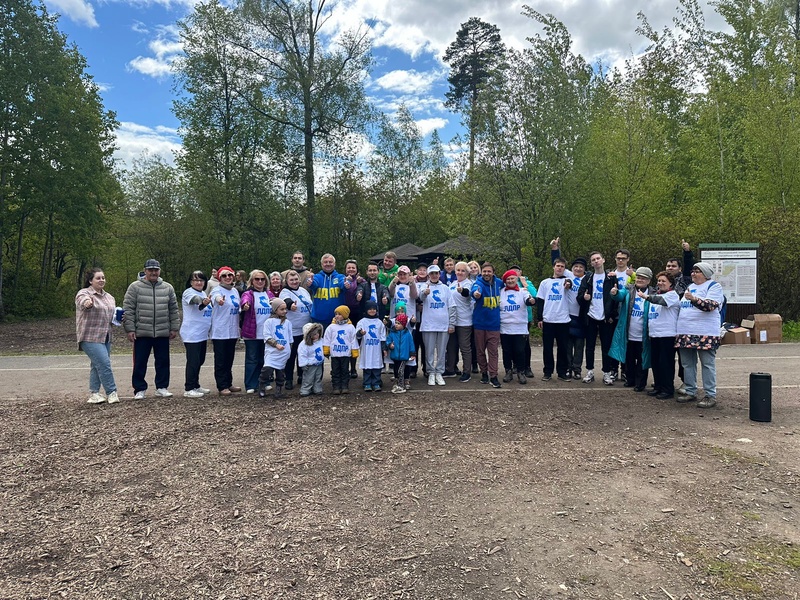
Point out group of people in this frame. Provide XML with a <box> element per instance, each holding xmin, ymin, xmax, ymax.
<box><xmin>544</xmin><ymin>238</ymin><xmax>723</xmax><ymax>408</ymax></box>
<box><xmin>74</xmin><ymin>242</ymin><xmax>724</xmax><ymax>408</ymax></box>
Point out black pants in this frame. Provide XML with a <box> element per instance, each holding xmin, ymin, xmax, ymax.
<box><xmin>585</xmin><ymin>318</ymin><xmax>614</xmax><ymax>373</ymax></box>
<box><xmin>184</xmin><ymin>341</ymin><xmax>207</xmax><ymax>391</ymax></box>
<box><xmin>542</xmin><ymin>322</ymin><xmax>570</xmax><ymax>377</ymax></box>
<box><xmin>285</xmin><ymin>335</ymin><xmax>304</xmax><ymax>384</ymax></box>
<box><xmin>412</xmin><ymin>323</ymin><xmax>426</xmax><ymax>375</ymax></box>
<box><xmin>624</xmin><ymin>340</ymin><xmax>648</xmax><ymax>389</ymax></box>
<box><xmin>500</xmin><ymin>334</ymin><xmax>527</xmax><ymax>372</ymax></box>
<box><xmin>212</xmin><ymin>338</ymin><xmax>238</xmax><ymax>391</ymax></box>
<box><xmin>524</xmin><ymin>332</ymin><xmax>532</xmax><ymax>370</ymax></box>
<box><xmin>259</xmin><ymin>365</ymin><xmax>285</xmax><ymax>388</ymax></box>
<box><xmin>651</xmin><ymin>336</ymin><xmax>676</xmax><ymax>395</ymax></box>
<box><xmin>132</xmin><ymin>336</ymin><xmax>170</xmax><ymax>392</ymax></box>
<box><xmin>331</xmin><ymin>356</ymin><xmax>350</xmax><ymax>390</ymax></box>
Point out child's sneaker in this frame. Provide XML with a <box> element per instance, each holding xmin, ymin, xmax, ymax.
<box><xmin>405</xmin><ymin>382</ymin><xmax>412</xmax><ymax>391</ymax></box>
<box><xmin>373</xmin><ymin>386</ymin><xmax>382</xmax><ymax>392</ymax></box>
<box><xmin>364</xmin><ymin>385</ymin><xmax>373</xmax><ymax>392</ymax></box>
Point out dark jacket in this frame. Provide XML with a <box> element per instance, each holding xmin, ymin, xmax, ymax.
<box><xmin>673</xmin><ymin>249</ymin><xmax>695</xmax><ymax>297</ymax></box>
<box><xmin>577</xmin><ymin>271</ymin><xmax>621</xmax><ymax>324</ymax></box>
<box><xmin>358</xmin><ymin>279</ymin><xmax>391</xmax><ymax>319</ymax></box>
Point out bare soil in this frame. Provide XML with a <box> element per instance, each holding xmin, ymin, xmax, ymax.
<box><xmin>0</xmin><ymin>320</ymin><xmax>798</xmax><ymax>599</ymax></box>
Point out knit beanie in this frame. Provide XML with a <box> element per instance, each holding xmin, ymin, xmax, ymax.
<box><xmin>395</xmin><ymin>313</ymin><xmax>408</xmax><ymax>328</ymax></box>
<box><xmin>365</xmin><ymin>301</ymin><xmax>378</xmax><ymax>314</ymax></box>
<box><xmin>334</xmin><ymin>305</ymin><xmax>350</xmax><ymax>319</ymax></box>
<box><xmin>694</xmin><ymin>262</ymin><xmax>714</xmax><ymax>278</ymax></box>
<box><xmin>269</xmin><ymin>297</ymin><xmax>285</xmax><ymax>313</ymax></box>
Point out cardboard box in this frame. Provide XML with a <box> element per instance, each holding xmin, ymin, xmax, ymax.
<box><xmin>741</xmin><ymin>314</ymin><xmax>783</xmax><ymax>344</ymax></box>
<box><xmin>721</xmin><ymin>327</ymin><xmax>751</xmax><ymax>345</ymax></box>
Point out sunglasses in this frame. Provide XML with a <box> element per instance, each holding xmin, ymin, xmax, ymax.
<box><xmin>220</xmin><ymin>273</ymin><xmax>234</xmax><ymax>278</ymax></box>
<box><xmin>253</xmin><ymin>277</ymin><xmax>266</xmax><ymax>281</ymax></box>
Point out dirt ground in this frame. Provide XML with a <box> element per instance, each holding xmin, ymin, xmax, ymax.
<box><xmin>0</xmin><ymin>319</ymin><xmax>798</xmax><ymax>599</ymax></box>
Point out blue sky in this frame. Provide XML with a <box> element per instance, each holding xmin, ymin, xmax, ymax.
<box><xmin>45</xmin><ymin>0</ymin><xmax>725</xmax><ymax>169</ymax></box>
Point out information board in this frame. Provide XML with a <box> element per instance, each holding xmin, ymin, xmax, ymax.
<box><xmin>700</xmin><ymin>248</ymin><xmax>757</xmax><ymax>304</ymax></box>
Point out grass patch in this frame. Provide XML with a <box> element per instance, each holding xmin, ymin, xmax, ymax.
<box><xmin>783</xmin><ymin>320</ymin><xmax>800</xmax><ymax>342</ymax></box>
<box><xmin>697</xmin><ymin>539</ymin><xmax>799</xmax><ymax>597</ymax></box>
<box><xmin>707</xmin><ymin>444</ymin><xmax>762</xmax><ymax>465</ymax></box>
<box><xmin>742</xmin><ymin>511</ymin><xmax>762</xmax><ymax>521</ymax></box>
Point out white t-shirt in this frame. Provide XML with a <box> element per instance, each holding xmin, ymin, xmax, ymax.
<box><xmin>180</xmin><ymin>288</ymin><xmax>212</xmax><ymax>343</ymax></box>
<box><xmin>323</xmin><ymin>322</ymin><xmax>358</xmax><ymax>357</ymax></box>
<box><xmin>588</xmin><ymin>273</ymin><xmax>606</xmax><ymax>321</ymax></box>
<box><xmin>262</xmin><ymin>318</ymin><xmax>293</xmax><ymax>368</ymax></box>
<box><xmin>627</xmin><ymin>292</ymin><xmax>647</xmax><ymax>342</ymax></box>
<box><xmin>390</xmin><ymin>282</ymin><xmax>417</xmax><ymax>320</ymax></box>
<box><xmin>500</xmin><ymin>287</ymin><xmax>531</xmax><ymax>334</ymax></box>
<box><xmin>209</xmin><ymin>287</ymin><xmax>241</xmax><ymax>340</ymax></box>
<box><xmin>280</xmin><ymin>287</ymin><xmax>312</xmax><ymax>336</ymax></box>
<box><xmin>536</xmin><ymin>278</ymin><xmax>571</xmax><ymax>324</ymax></box>
<box><xmin>563</xmin><ymin>269</ymin><xmax>582</xmax><ymax>317</ymax></box>
<box><xmin>356</xmin><ymin>317</ymin><xmax>386</xmax><ymax>369</ymax></box>
<box><xmin>615</xmin><ymin>269</ymin><xmax>630</xmax><ymax>288</ymax></box>
<box><xmin>298</xmin><ymin>339</ymin><xmax>325</xmax><ymax>368</ymax></box>
<box><xmin>648</xmin><ymin>290</ymin><xmax>680</xmax><ymax>337</ymax></box>
<box><xmin>418</xmin><ymin>282</ymin><xmax>453</xmax><ymax>332</ymax></box>
<box><xmin>249</xmin><ymin>290</ymin><xmax>272</xmax><ymax>337</ymax></box>
<box><xmin>677</xmin><ymin>280</ymin><xmax>724</xmax><ymax>337</ymax></box>
<box><xmin>448</xmin><ymin>279</ymin><xmax>474</xmax><ymax>326</ymax></box>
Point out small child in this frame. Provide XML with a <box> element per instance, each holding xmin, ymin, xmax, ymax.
<box><xmin>259</xmin><ymin>298</ymin><xmax>293</xmax><ymax>398</ymax></box>
<box><xmin>386</xmin><ymin>313</ymin><xmax>416</xmax><ymax>393</ymax></box>
<box><xmin>298</xmin><ymin>322</ymin><xmax>324</xmax><ymax>397</ymax></box>
<box><xmin>356</xmin><ymin>301</ymin><xmax>386</xmax><ymax>392</ymax></box>
<box><xmin>323</xmin><ymin>306</ymin><xmax>359</xmax><ymax>394</ymax></box>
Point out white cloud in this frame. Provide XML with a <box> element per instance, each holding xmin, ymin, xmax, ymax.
<box><xmin>372</xmin><ymin>69</ymin><xmax>442</xmax><ymax>94</ymax></box>
<box><xmin>416</xmin><ymin>117</ymin><xmax>447</xmax><ymax>137</ymax></box>
<box><xmin>127</xmin><ymin>25</ymin><xmax>183</xmax><ymax>79</ymax></box>
<box><xmin>45</xmin><ymin>0</ymin><xmax>98</xmax><ymax>27</ymax></box>
<box><xmin>335</xmin><ymin>0</ymin><xmax>726</xmax><ymax>66</ymax></box>
<box><xmin>113</xmin><ymin>121</ymin><xmax>182</xmax><ymax>169</ymax></box>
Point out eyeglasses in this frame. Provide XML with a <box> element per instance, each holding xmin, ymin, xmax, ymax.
<box><xmin>221</xmin><ymin>274</ymin><xmax>234</xmax><ymax>278</ymax></box>
<box><xmin>253</xmin><ymin>277</ymin><xmax>266</xmax><ymax>281</ymax></box>
<box><xmin>615</xmin><ymin>256</ymin><xmax>627</xmax><ymax>260</ymax></box>
<box><xmin>691</xmin><ymin>268</ymin><xmax>701</xmax><ymax>273</ymax></box>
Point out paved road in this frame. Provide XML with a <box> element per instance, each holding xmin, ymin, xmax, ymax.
<box><xmin>0</xmin><ymin>343</ymin><xmax>797</xmax><ymax>399</ymax></box>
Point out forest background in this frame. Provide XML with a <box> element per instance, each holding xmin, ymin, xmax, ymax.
<box><xmin>2</xmin><ymin>0</ymin><xmax>800</xmax><ymax>328</ymax></box>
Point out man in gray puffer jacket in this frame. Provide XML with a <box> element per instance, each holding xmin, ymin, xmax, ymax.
<box><xmin>123</xmin><ymin>259</ymin><xmax>180</xmax><ymax>399</ymax></box>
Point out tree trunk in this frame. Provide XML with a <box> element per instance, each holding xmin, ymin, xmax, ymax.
<box><xmin>11</xmin><ymin>212</ymin><xmax>27</xmax><ymax>301</ymax></box>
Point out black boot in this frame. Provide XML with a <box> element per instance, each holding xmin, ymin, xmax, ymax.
<box><xmin>274</xmin><ymin>384</ymin><xmax>284</xmax><ymax>399</ymax></box>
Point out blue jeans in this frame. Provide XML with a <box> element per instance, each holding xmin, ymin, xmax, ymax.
<box><xmin>81</xmin><ymin>340</ymin><xmax>116</xmax><ymax>394</ymax></box>
<box><xmin>244</xmin><ymin>339</ymin><xmax>265</xmax><ymax>391</ymax></box>
<box><xmin>679</xmin><ymin>348</ymin><xmax>716</xmax><ymax>398</ymax></box>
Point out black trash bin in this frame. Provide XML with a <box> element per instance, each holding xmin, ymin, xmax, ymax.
<box><xmin>749</xmin><ymin>372</ymin><xmax>772</xmax><ymax>422</ymax></box>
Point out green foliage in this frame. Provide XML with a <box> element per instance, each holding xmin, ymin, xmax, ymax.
<box><xmin>0</xmin><ymin>0</ymin><xmax>119</xmax><ymax>320</ymax></box>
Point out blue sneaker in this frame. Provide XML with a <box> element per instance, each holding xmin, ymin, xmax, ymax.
<box><xmin>373</xmin><ymin>386</ymin><xmax>382</xmax><ymax>392</ymax></box>
<box><xmin>364</xmin><ymin>385</ymin><xmax>372</xmax><ymax>392</ymax></box>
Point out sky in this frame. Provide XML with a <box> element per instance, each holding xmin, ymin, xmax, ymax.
<box><xmin>45</xmin><ymin>0</ymin><xmax>728</xmax><ymax>170</ymax></box>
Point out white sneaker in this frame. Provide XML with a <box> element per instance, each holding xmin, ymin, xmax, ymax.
<box><xmin>184</xmin><ymin>389</ymin><xmax>204</xmax><ymax>398</ymax></box>
<box><xmin>582</xmin><ymin>370</ymin><xmax>595</xmax><ymax>384</ymax></box>
<box><xmin>428</xmin><ymin>374</ymin><xmax>436</xmax><ymax>386</ymax></box>
<box><xmin>246</xmin><ymin>389</ymin><xmax>255</xmax><ymax>394</ymax></box>
<box><xmin>134</xmin><ymin>390</ymin><xmax>146</xmax><ymax>400</ymax></box>
<box><xmin>676</xmin><ymin>383</ymin><xmax>687</xmax><ymax>395</ymax></box>
<box><xmin>435</xmin><ymin>373</ymin><xmax>445</xmax><ymax>386</ymax></box>
<box><xmin>197</xmin><ymin>387</ymin><xmax>211</xmax><ymax>394</ymax></box>
<box><xmin>602</xmin><ymin>372</ymin><xmax>614</xmax><ymax>386</ymax></box>
<box><xmin>155</xmin><ymin>388</ymin><xmax>173</xmax><ymax>397</ymax></box>
<box><xmin>107</xmin><ymin>392</ymin><xmax>120</xmax><ymax>404</ymax></box>
<box><xmin>87</xmin><ymin>393</ymin><xmax>105</xmax><ymax>404</ymax></box>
